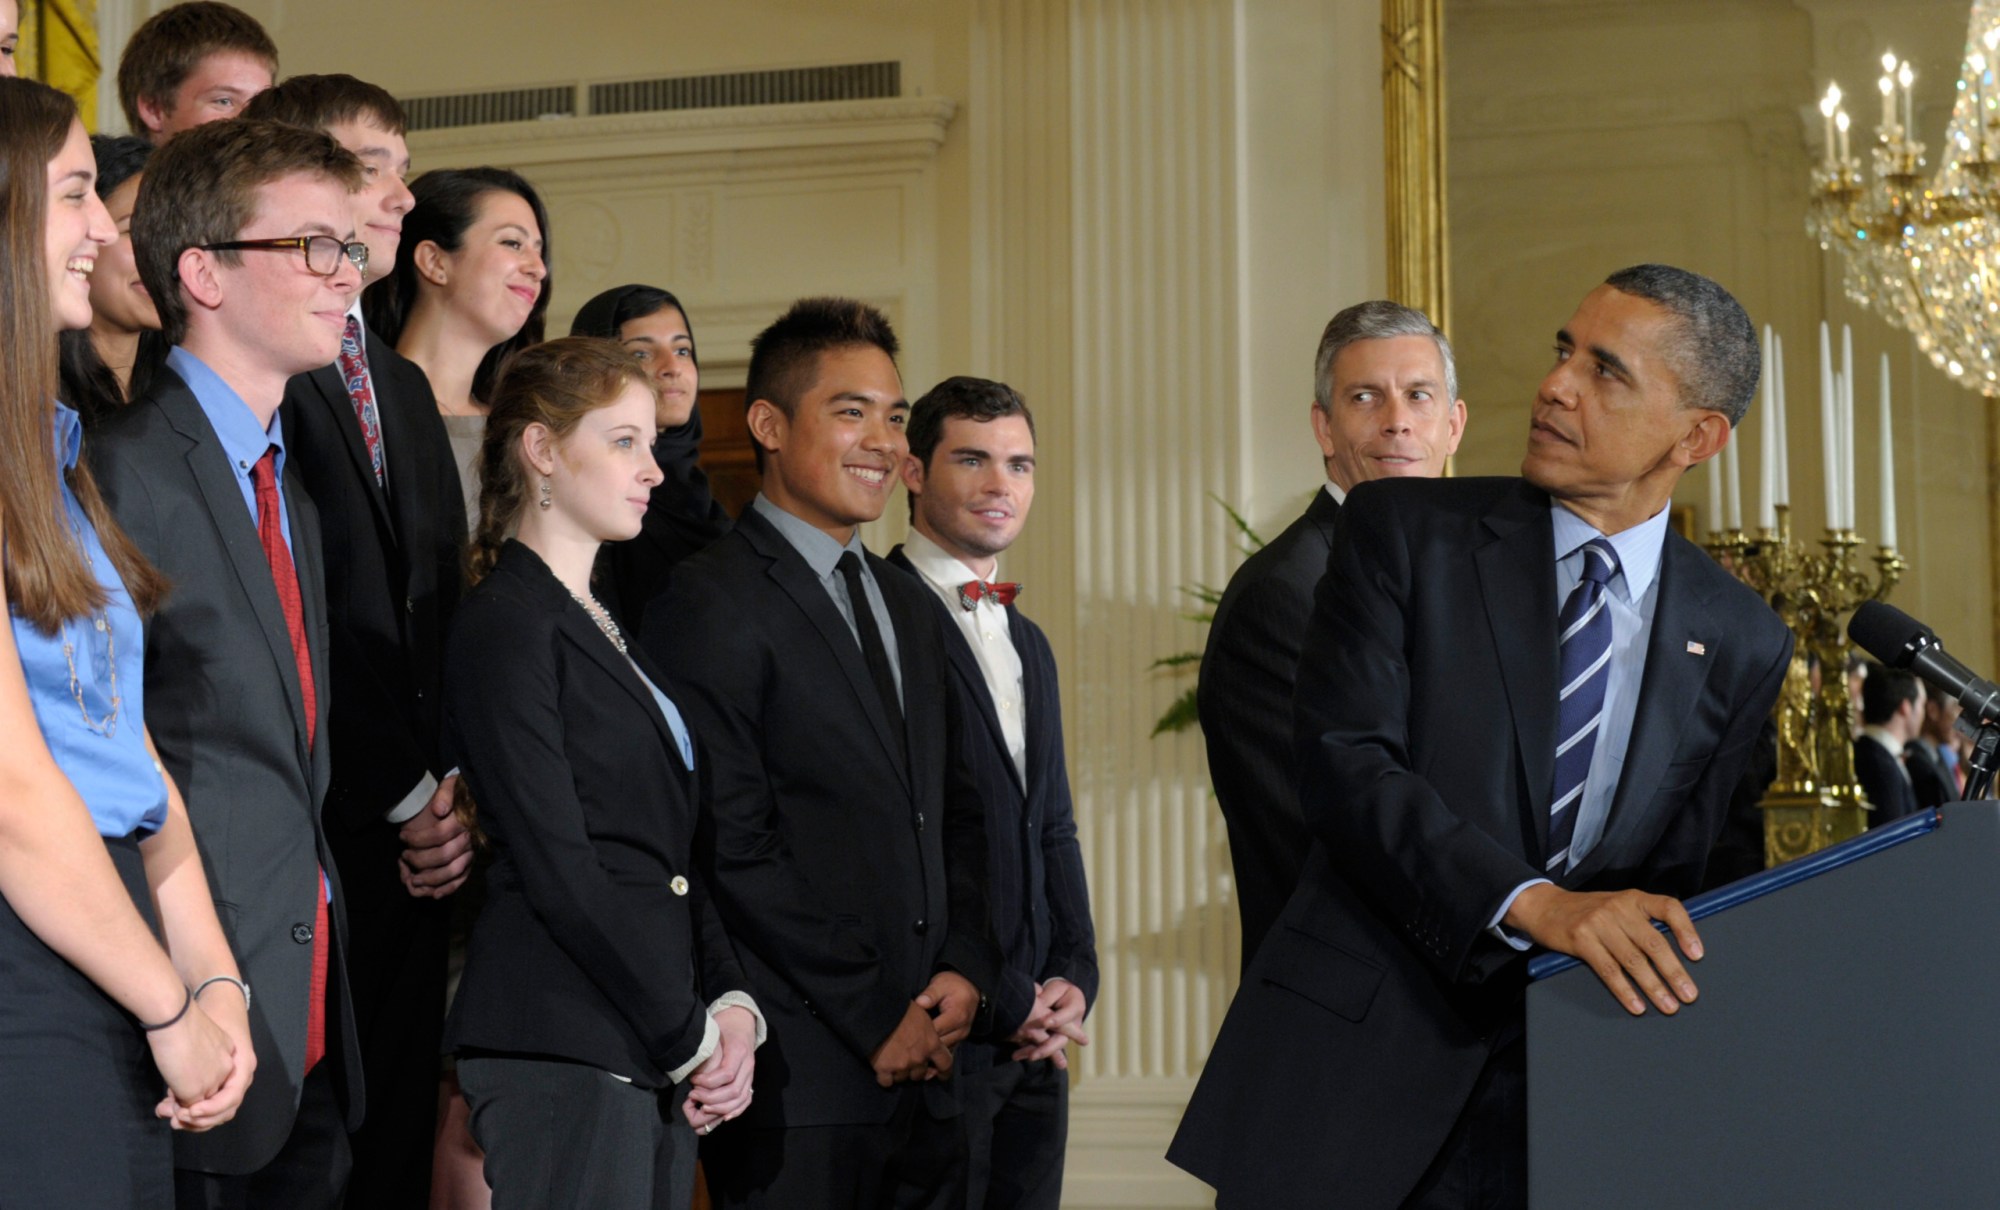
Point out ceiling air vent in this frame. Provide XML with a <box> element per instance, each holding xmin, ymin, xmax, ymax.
<box><xmin>403</xmin><ymin>85</ymin><xmax>578</xmax><ymax>133</ymax></box>
<box><xmin>590</xmin><ymin>61</ymin><xmax>899</xmax><ymax>117</ymax></box>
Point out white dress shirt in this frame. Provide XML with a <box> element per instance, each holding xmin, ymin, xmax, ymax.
<box><xmin>900</xmin><ymin>528</ymin><xmax>1029</xmax><ymax>786</ymax></box>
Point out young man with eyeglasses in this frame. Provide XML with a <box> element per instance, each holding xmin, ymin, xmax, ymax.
<box><xmin>91</xmin><ymin>117</ymin><xmax>370</xmax><ymax>1209</ymax></box>
<box><xmin>244</xmin><ymin>76</ymin><xmax>471</xmax><ymax>1210</ymax></box>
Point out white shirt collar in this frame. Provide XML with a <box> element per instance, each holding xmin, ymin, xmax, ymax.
<box><xmin>1323</xmin><ymin>480</ymin><xmax>1348</xmax><ymax>506</ymax></box>
<box><xmin>903</xmin><ymin>527</ymin><xmax>1000</xmax><ymax>589</ymax></box>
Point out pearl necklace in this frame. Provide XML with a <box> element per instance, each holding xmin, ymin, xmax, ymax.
<box><xmin>564</xmin><ymin>584</ymin><xmax>628</xmax><ymax>656</ymax></box>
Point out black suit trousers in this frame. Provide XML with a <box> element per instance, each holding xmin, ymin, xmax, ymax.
<box><xmin>701</xmin><ymin>1088</ymin><xmax>966</xmax><ymax>1210</ymax></box>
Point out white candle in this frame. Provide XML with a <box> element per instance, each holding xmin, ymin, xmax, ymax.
<box><xmin>1820</xmin><ymin>322</ymin><xmax>1839</xmax><ymax>529</ymax></box>
<box><xmin>1900</xmin><ymin>62</ymin><xmax>1917</xmax><ymax>143</ymax></box>
<box><xmin>1774</xmin><ymin>330</ymin><xmax>1791</xmax><ymax>507</ymax></box>
<box><xmin>1880</xmin><ymin>353</ymin><xmax>1897</xmax><ymax>548</ymax></box>
<box><xmin>1880</xmin><ymin>74</ymin><xmax>1896</xmax><ymax>137</ymax></box>
<box><xmin>1724</xmin><ymin>428</ymin><xmax>1743</xmax><ymax>531</ymax></box>
<box><xmin>1836</xmin><ymin>109</ymin><xmax>1851</xmax><ymax>163</ymax></box>
<box><xmin>1707</xmin><ymin>450</ymin><xmax>1723</xmax><ymax>535</ymax></box>
<box><xmin>1820</xmin><ymin>90</ymin><xmax>1839</xmax><ymax>168</ymax></box>
<box><xmin>1758</xmin><ymin>325</ymin><xmax>1777</xmax><ymax>530</ymax></box>
<box><xmin>1842</xmin><ymin>325</ymin><xmax>1857</xmax><ymax>531</ymax></box>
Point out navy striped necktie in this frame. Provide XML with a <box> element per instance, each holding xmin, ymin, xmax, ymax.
<box><xmin>1547</xmin><ymin>537</ymin><xmax>1621</xmax><ymax>873</ymax></box>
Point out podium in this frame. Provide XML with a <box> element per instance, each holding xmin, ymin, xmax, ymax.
<box><xmin>1526</xmin><ymin>803</ymin><xmax>1999</xmax><ymax>1209</ymax></box>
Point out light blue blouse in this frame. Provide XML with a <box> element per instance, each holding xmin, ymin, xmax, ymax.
<box><xmin>12</xmin><ymin>403</ymin><xmax>167</xmax><ymax>837</ymax></box>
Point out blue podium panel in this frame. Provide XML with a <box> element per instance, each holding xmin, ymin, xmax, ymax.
<box><xmin>1527</xmin><ymin>803</ymin><xmax>2000</xmax><ymax>1210</ymax></box>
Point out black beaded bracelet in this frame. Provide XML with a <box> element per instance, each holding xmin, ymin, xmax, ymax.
<box><xmin>141</xmin><ymin>984</ymin><xmax>193</xmax><ymax>1032</ymax></box>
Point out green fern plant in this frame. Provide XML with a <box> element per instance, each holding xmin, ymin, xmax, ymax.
<box><xmin>1150</xmin><ymin>495</ymin><xmax>1267</xmax><ymax>736</ymax></box>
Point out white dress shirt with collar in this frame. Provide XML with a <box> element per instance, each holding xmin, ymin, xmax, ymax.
<box><xmin>900</xmin><ymin>527</ymin><xmax>1029</xmax><ymax>786</ymax></box>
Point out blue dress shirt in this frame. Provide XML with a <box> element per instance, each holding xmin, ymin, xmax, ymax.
<box><xmin>630</xmin><ymin>663</ymin><xmax>695</xmax><ymax>770</ymax></box>
<box><xmin>1490</xmin><ymin>501</ymin><xmax>1671</xmax><ymax>942</ymax></box>
<box><xmin>749</xmin><ymin>493</ymin><xmax>903</xmax><ymax>704</ymax></box>
<box><xmin>12</xmin><ymin>403</ymin><xmax>168</xmax><ymax>837</ymax></box>
<box><xmin>166</xmin><ymin>346</ymin><xmax>291</xmax><ymax>551</ymax></box>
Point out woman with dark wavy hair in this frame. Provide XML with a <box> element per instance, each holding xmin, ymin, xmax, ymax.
<box><xmin>363</xmin><ymin>166</ymin><xmax>549</xmax><ymax>530</ymax></box>
<box><xmin>0</xmin><ymin>76</ymin><xmax>251</xmax><ymax>1206</ymax></box>
<box><xmin>57</xmin><ymin>133</ymin><xmax>167</xmax><ymax>425</ymax></box>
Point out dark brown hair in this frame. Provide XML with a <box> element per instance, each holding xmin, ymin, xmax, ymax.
<box><xmin>132</xmin><ymin>118</ymin><xmax>364</xmax><ymax>345</ymax></box>
<box><xmin>0</xmin><ymin>79</ymin><xmax>166</xmax><ymax>629</ymax></box>
<box><xmin>242</xmin><ymin>73</ymin><xmax>407</xmax><ymax>137</ymax></box>
<box><xmin>362</xmin><ymin>167</ymin><xmax>551</xmax><ymax>404</ymax></box>
<box><xmin>116</xmin><ymin>2</ymin><xmax>277</xmax><ymax>133</ymax></box>
<box><xmin>466</xmin><ymin>337</ymin><xmax>650</xmax><ymax>587</ymax></box>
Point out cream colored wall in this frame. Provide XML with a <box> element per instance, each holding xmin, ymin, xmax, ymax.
<box><xmin>1448</xmin><ymin>0</ymin><xmax>1993</xmax><ymax>672</ymax></box>
<box><xmin>180</xmin><ymin>2</ymin><xmax>1384</xmax><ymax>1205</ymax></box>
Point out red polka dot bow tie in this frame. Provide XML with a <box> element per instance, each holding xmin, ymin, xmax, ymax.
<box><xmin>957</xmin><ymin>580</ymin><xmax>1022</xmax><ymax>611</ymax></box>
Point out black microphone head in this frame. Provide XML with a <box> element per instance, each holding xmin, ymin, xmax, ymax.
<box><xmin>1849</xmin><ymin>600</ymin><xmax>1934</xmax><ymax>669</ymax></box>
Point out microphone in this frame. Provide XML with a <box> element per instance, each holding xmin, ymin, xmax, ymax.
<box><xmin>1848</xmin><ymin>600</ymin><xmax>2000</xmax><ymax>725</ymax></box>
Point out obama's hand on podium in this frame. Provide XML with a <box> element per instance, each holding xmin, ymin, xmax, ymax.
<box><xmin>1504</xmin><ymin>883</ymin><xmax>1703</xmax><ymax>1016</ymax></box>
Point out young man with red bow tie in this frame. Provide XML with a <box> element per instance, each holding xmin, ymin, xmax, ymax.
<box><xmin>888</xmin><ymin>376</ymin><xmax>1099</xmax><ymax>1210</ymax></box>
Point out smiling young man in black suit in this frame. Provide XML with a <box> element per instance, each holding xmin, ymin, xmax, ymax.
<box><xmin>1170</xmin><ymin>265</ymin><xmax>1794</xmax><ymax>1208</ymax></box>
<box><xmin>645</xmin><ymin>298</ymin><xmax>999</xmax><ymax>1208</ymax></box>
<box><xmin>887</xmin><ymin>377</ymin><xmax>1098</xmax><ymax>1209</ymax></box>
<box><xmin>242</xmin><ymin>75</ymin><xmax>472</xmax><ymax>1209</ymax></box>
<box><xmin>1201</xmin><ymin>301</ymin><xmax>1464</xmax><ymax>973</ymax></box>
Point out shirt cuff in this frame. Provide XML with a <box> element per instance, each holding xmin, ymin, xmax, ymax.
<box><xmin>385</xmin><ymin>771</ymin><xmax>439</xmax><ymax>824</ymax></box>
<box><xmin>666</xmin><ymin>1013</ymin><xmax>720</xmax><ymax>1085</ymax></box>
<box><xmin>1487</xmin><ymin>878</ymin><xmax>1553</xmax><ymax>951</ymax></box>
<box><xmin>709</xmin><ymin>990</ymin><xmax>768</xmax><ymax>1048</ymax></box>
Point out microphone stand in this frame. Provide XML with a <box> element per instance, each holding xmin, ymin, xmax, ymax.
<box><xmin>1963</xmin><ymin>720</ymin><xmax>2000</xmax><ymax>802</ymax></box>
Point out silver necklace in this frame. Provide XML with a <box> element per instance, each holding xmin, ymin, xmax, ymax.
<box><xmin>564</xmin><ymin>584</ymin><xmax>628</xmax><ymax>656</ymax></box>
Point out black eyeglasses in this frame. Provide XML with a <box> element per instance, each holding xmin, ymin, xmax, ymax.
<box><xmin>199</xmin><ymin>235</ymin><xmax>369</xmax><ymax>278</ymax></box>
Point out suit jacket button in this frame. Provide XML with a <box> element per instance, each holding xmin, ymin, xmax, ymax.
<box><xmin>913</xmin><ymin>919</ymin><xmax>928</xmax><ymax>935</ymax></box>
<box><xmin>915</xmin><ymin>812</ymin><xmax>925</xmax><ymax>831</ymax></box>
<box><xmin>291</xmin><ymin>923</ymin><xmax>314</xmax><ymax>944</ymax></box>
<box><xmin>405</xmin><ymin>597</ymin><xmax>416</xmax><ymax>614</ymax></box>
<box><xmin>671</xmin><ymin>876</ymin><xmax>689</xmax><ymax>896</ymax></box>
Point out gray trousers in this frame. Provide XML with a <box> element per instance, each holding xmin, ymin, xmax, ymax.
<box><xmin>458</xmin><ymin>1055</ymin><xmax>697</xmax><ymax>1210</ymax></box>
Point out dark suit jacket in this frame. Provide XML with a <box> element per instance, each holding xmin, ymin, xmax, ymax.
<box><xmin>645</xmin><ymin>507</ymin><xmax>1000</xmax><ymax>1128</ymax></box>
<box><xmin>1906</xmin><ymin>738</ymin><xmax>1958</xmax><ymax>810</ymax></box>
<box><xmin>1856</xmin><ymin>736</ymin><xmax>1920</xmax><ymax>826</ymax></box>
<box><xmin>885</xmin><ymin>547</ymin><xmax>1098</xmax><ymax>1066</ymax></box>
<box><xmin>1198</xmin><ymin>487</ymin><xmax>1340</xmax><ymax>972</ymax></box>
<box><xmin>442</xmin><ymin>541</ymin><xmax>743</xmax><ymax>1087</ymax></box>
<box><xmin>281</xmin><ymin>329</ymin><xmax>465</xmax><ymax>832</ymax></box>
<box><xmin>92</xmin><ymin>369</ymin><xmax>364</xmax><ymax>1175</ymax></box>
<box><xmin>1169</xmin><ymin>477</ymin><xmax>1793</xmax><ymax>1207</ymax></box>
<box><xmin>594</xmin><ymin>412</ymin><xmax>732</xmax><ymax>629</ymax></box>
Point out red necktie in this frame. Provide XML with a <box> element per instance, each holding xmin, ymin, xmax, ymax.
<box><xmin>957</xmin><ymin>580</ymin><xmax>1022</xmax><ymax>611</ymax></box>
<box><xmin>338</xmin><ymin>316</ymin><xmax>385</xmax><ymax>487</ymax></box>
<box><xmin>251</xmin><ymin>447</ymin><xmax>329</xmax><ymax>1074</ymax></box>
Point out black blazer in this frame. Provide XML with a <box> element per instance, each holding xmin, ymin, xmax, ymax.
<box><xmin>1856</xmin><ymin>737</ymin><xmax>1920</xmax><ymax>826</ymax></box>
<box><xmin>442</xmin><ymin>541</ymin><xmax>743</xmax><ymax>1087</ymax></box>
<box><xmin>1198</xmin><ymin>487</ymin><xmax>1340</xmax><ymax>972</ymax></box>
<box><xmin>1907</xmin><ymin>739</ymin><xmax>1959</xmax><ymax>810</ymax></box>
<box><xmin>1169</xmin><ymin>477</ymin><xmax>1793</xmax><ymax>1207</ymax></box>
<box><xmin>281</xmin><ymin>328</ymin><xmax>465</xmax><ymax>832</ymax></box>
<box><xmin>885</xmin><ymin>547</ymin><xmax>1098</xmax><ymax>1066</ymax></box>
<box><xmin>644</xmin><ymin>507</ymin><xmax>1001</xmax><ymax>1128</ymax></box>
<box><xmin>594</xmin><ymin>412</ymin><xmax>732</xmax><ymax>629</ymax></box>
<box><xmin>91</xmin><ymin>369</ymin><xmax>365</xmax><ymax>1175</ymax></box>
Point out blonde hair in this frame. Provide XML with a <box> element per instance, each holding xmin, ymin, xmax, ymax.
<box><xmin>465</xmin><ymin>337</ymin><xmax>650</xmax><ymax>587</ymax></box>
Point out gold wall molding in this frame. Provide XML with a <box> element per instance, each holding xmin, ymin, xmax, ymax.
<box><xmin>1382</xmin><ymin>0</ymin><xmax>1448</xmax><ymax>333</ymax></box>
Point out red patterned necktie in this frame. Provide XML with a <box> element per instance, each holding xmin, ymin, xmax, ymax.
<box><xmin>339</xmin><ymin>315</ymin><xmax>385</xmax><ymax>487</ymax></box>
<box><xmin>957</xmin><ymin>580</ymin><xmax>1022</xmax><ymax>611</ymax></box>
<box><xmin>251</xmin><ymin>447</ymin><xmax>330</xmax><ymax>1073</ymax></box>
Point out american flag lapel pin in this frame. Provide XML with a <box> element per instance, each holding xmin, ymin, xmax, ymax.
<box><xmin>1686</xmin><ymin>640</ymin><xmax>1707</xmax><ymax>656</ymax></box>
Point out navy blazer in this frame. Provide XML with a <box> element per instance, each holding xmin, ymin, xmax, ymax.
<box><xmin>646</xmin><ymin>508</ymin><xmax>1001</xmax><ymax>1128</ymax></box>
<box><xmin>92</xmin><ymin>369</ymin><xmax>365</xmax><ymax>1174</ymax></box>
<box><xmin>885</xmin><ymin>547</ymin><xmax>1098</xmax><ymax>1065</ymax></box>
<box><xmin>443</xmin><ymin>541</ymin><xmax>743</xmax><ymax>1087</ymax></box>
<box><xmin>1855</xmin><ymin>737</ymin><xmax>1920</xmax><ymax>827</ymax></box>
<box><xmin>1170</xmin><ymin>477</ymin><xmax>1793</xmax><ymax>1207</ymax></box>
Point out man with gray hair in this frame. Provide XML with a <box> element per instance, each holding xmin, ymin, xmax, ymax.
<box><xmin>1171</xmin><ymin>265</ymin><xmax>1791</xmax><ymax>1207</ymax></box>
<box><xmin>1199</xmin><ymin>299</ymin><xmax>1465</xmax><ymax>973</ymax></box>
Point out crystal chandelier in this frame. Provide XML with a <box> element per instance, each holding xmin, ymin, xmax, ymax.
<box><xmin>1807</xmin><ymin>1</ymin><xmax>2000</xmax><ymax>394</ymax></box>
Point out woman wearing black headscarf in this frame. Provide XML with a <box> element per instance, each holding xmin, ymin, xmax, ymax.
<box><xmin>570</xmin><ymin>284</ymin><xmax>732</xmax><ymax>627</ymax></box>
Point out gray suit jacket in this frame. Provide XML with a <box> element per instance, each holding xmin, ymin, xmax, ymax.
<box><xmin>92</xmin><ymin>368</ymin><xmax>363</xmax><ymax>1176</ymax></box>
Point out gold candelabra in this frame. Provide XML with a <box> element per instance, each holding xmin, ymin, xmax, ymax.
<box><xmin>1706</xmin><ymin>506</ymin><xmax>1905</xmax><ymax>866</ymax></box>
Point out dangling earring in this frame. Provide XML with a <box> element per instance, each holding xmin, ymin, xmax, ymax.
<box><xmin>538</xmin><ymin>478</ymin><xmax>553</xmax><ymax>510</ymax></box>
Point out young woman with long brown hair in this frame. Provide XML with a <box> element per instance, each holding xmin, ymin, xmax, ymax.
<box><xmin>0</xmin><ymin>76</ymin><xmax>251</xmax><ymax>1206</ymax></box>
<box><xmin>443</xmin><ymin>337</ymin><xmax>760</xmax><ymax>1207</ymax></box>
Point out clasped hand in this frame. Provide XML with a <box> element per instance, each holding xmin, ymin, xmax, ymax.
<box><xmin>1006</xmin><ymin>979</ymin><xmax>1090</xmax><ymax>1070</ymax></box>
<box><xmin>149</xmin><ymin>984</ymin><xmax>256</xmax><ymax>1132</ymax></box>
<box><xmin>1503</xmin><ymin>883</ymin><xmax>1705</xmax><ymax>1017</ymax></box>
<box><xmin>869</xmin><ymin>971</ymin><xmax>980</xmax><ymax>1088</ymax></box>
